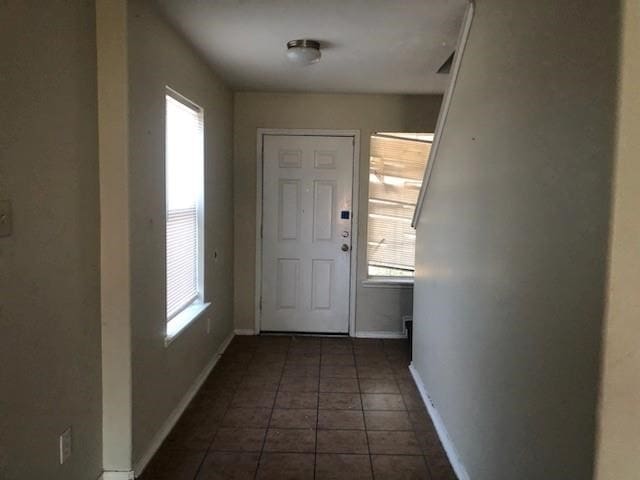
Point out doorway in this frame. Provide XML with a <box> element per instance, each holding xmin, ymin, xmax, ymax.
<box><xmin>256</xmin><ymin>130</ymin><xmax>359</xmax><ymax>334</ymax></box>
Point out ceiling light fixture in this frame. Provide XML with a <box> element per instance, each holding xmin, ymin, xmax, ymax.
<box><xmin>286</xmin><ymin>39</ymin><xmax>321</xmax><ymax>66</ymax></box>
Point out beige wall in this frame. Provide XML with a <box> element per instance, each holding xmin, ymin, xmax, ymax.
<box><xmin>127</xmin><ymin>0</ymin><xmax>234</xmax><ymax>463</ymax></box>
<box><xmin>595</xmin><ymin>0</ymin><xmax>640</xmax><ymax>477</ymax></box>
<box><xmin>412</xmin><ymin>0</ymin><xmax>619</xmax><ymax>478</ymax></box>
<box><xmin>0</xmin><ymin>2</ymin><xmax>102</xmax><ymax>479</ymax></box>
<box><xmin>233</xmin><ymin>92</ymin><xmax>441</xmax><ymax>334</ymax></box>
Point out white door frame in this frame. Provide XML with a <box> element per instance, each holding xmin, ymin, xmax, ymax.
<box><xmin>255</xmin><ymin>128</ymin><xmax>360</xmax><ymax>336</ymax></box>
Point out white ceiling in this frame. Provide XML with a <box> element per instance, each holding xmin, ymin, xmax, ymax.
<box><xmin>153</xmin><ymin>0</ymin><xmax>468</xmax><ymax>94</ymax></box>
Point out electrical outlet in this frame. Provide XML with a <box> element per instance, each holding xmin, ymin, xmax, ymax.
<box><xmin>59</xmin><ymin>427</ymin><xmax>72</xmax><ymax>464</ymax></box>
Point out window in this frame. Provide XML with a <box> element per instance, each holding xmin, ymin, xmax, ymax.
<box><xmin>367</xmin><ymin>133</ymin><xmax>432</xmax><ymax>278</ymax></box>
<box><xmin>165</xmin><ymin>88</ymin><xmax>205</xmax><ymax>335</ymax></box>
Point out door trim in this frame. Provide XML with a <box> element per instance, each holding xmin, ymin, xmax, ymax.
<box><xmin>255</xmin><ymin>129</ymin><xmax>361</xmax><ymax>336</ymax></box>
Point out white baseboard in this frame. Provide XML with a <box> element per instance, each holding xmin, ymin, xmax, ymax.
<box><xmin>132</xmin><ymin>329</ymin><xmax>235</xmax><ymax>477</ymax></box>
<box><xmin>234</xmin><ymin>329</ymin><xmax>255</xmax><ymax>335</ymax></box>
<box><xmin>99</xmin><ymin>472</ymin><xmax>134</xmax><ymax>480</ymax></box>
<box><xmin>409</xmin><ymin>363</ymin><xmax>470</xmax><ymax>480</ymax></box>
<box><xmin>355</xmin><ymin>330</ymin><xmax>407</xmax><ymax>339</ymax></box>
<box><xmin>218</xmin><ymin>330</ymin><xmax>235</xmax><ymax>352</ymax></box>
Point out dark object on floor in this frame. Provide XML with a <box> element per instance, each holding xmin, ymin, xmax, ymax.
<box><xmin>406</xmin><ymin>319</ymin><xmax>414</xmax><ymax>361</ymax></box>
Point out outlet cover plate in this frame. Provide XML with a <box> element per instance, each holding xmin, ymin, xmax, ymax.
<box><xmin>59</xmin><ymin>427</ymin><xmax>72</xmax><ymax>464</ymax></box>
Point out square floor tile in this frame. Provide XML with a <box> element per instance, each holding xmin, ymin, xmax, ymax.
<box><xmin>364</xmin><ymin>411</ymin><xmax>412</xmax><ymax>431</ymax></box>
<box><xmin>356</xmin><ymin>366</ymin><xmax>394</xmax><ymax>379</ymax></box>
<box><xmin>402</xmin><ymin>392</ymin><xmax>426</xmax><ymax>411</ymax></box>
<box><xmin>408</xmin><ymin>409</ymin><xmax>435</xmax><ymax>432</ymax></box>
<box><xmin>196</xmin><ymin>451</ymin><xmax>260</xmax><ymax>479</ymax></box>
<box><xmin>371</xmin><ymin>454</ymin><xmax>431</xmax><ymax>480</ymax></box>
<box><xmin>275</xmin><ymin>391</ymin><xmax>318</xmax><ymax>409</ymax></box>
<box><xmin>321</xmin><ymin>354</ymin><xmax>356</xmax><ymax>366</ymax></box>
<box><xmin>220</xmin><ymin>350</ymin><xmax>254</xmax><ymax>363</ymax></box>
<box><xmin>321</xmin><ymin>365</ymin><xmax>357</xmax><ymax>378</ymax></box>
<box><xmin>263</xmin><ymin>428</ymin><xmax>316</xmax><ymax>453</ymax></box>
<box><xmin>286</xmin><ymin>353</ymin><xmax>321</xmax><ymax>366</ymax></box>
<box><xmin>289</xmin><ymin>344</ymin><xmax>322</xmax><ymax>355</ymax></box>
<box><xmin>232</xmin><ymin>389</ymin><xmax>276</xmax><ymax>409</ymax></box>
<box><xmin>283</xmin><ymin>364</ymin><xmax>320</xmax><ymax>377</ymax></box>
<box><xmin>238</xmin><ymin>374</ymin><xmax>280</xmax><ymax>391</ymax></box>
<box><xmin>256</xmin><ymin>453</ymin><xmax>315</xmax><ymax>480</ymax></box>
<box><xmin>416</xmin><ymin>429</ymin><xmax>445</xmax><ymax>457</ymax></box>
<box><xmin>319</xmin><ymin>377</ymin><xmax>360</xmax><ymax>393</ymax></box>
<box><xmin>361</xmin><ymin>394</ymin><xmax>405</xmax><ymax>411</ymax></box>
<box><xmin>397</xmin><ymin>379</ymin><xmax>421</xmax><ymax>396</ymax></box>
<box><xmin>358</xmin><ymin>378</ymin><xmax>400</xmax><ymax>394</ymax></box>
<box><xmin>367</xmin><ymin>431</ymin><xmax>421</xmax><ymax>455</ymax></box>
<box><xmin>354</xmin><ymin>356</ymin><xmax>390</xmax><ymax>368</ymax></box>
<box><xmin>317</xmin><ymin>410</ymin><xmax>365</xmax><ymax>430</ymax></box>
<box><xmin>315</xmin><ymin>454</ymin><xmax>373</xmax><ymax>480</ymax></box>
<box><xmin>270</xmin><ymin>408</ymin><xmax>317</xmax><ymax>429</ymax></box>
<box><xmin>251</xmin><ymin>351</ymin><xmax>287</xmax><ymax>363</ymax></box>
<box><xmin>205</xmin><ymin>370</ymin><xmax>245</xmax><ymax>389</ymax></box>
<box><xmin>210</xmin><ymin>427</ymin><xmax>266</xmax><ymax>452</ymax></box>
<box><xmin>162</xmin><ymin>414</ymin><xmax>218</xmax><ymax>451</ymax></box>
<box><xmin>141</xmin><ymin>448</ymin><xmax>205</xmax><ymax>480</ymax></box>
<box><xmin>279</xmin><ymin>375</ymin><xmax>319</xmax><ymax>392</ymax></box>
<box><xmin>212</xmin><ymin>362</ymin><xmax>249</xmax><ymax>378</ymax></box>
<box><xmin>246</xmin><ymin>362</ymin><xmax>285</xmax><ymax>376</ymax></box>
<box><xmin>187</xmin><ymin>395</ymin><xmax>232</xmax><ymax>420</ymax></box>
<box><xmin>222</xmin><ymin>408</ymin><xmax>272</xmax><ymax>428</ymax></box>
<box><xmin>319</xmin><ymin>392</ymin><xmax>362</xmax><ymax>410</ymax></box>
<box><xmin>391</xmin><ymin>365</ymin><xmax>411</xmax><ymax>379</ymax></box>
<box><xmin>426</xmin><ymin>451</ymin><xmax>457</xmax><ymax>480</ymax></box>
<box><xmin>322</xmin><ymin>344</ymin><xmax>354</xmax><ymax>356</ymax></box>
<box><xmin>255</xmin><ymin>344</ymin><xmax>290</xmax><ymax>354</ymax></box>
<box><xmin>317</xmin><ymin>430</ymin><xmax>368</xmax><ymax>454</ymax></box>
<box><xmin>143</xmin><ymin>336</ymin><xmax>456</xmax><ymax>480</ymax></box>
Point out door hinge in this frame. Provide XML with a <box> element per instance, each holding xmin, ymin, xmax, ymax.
<box><xmin>259</xmin><ymin>296</ymin><xmax>263</xmax><ymax>311</ymax></box>
<box><xmin>260</xmin><ymin>223</ymin><xmax>263</xmax><ymax>238</ymax></box>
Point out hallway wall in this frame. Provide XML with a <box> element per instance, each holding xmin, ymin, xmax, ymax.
<box><xmin>233</xmin><ymin>92</ymin><xmax>441</xmax><ymax>335</ymax></box>
<box><xmin>0</xmin><ymin>2</ymin><xmax>102</xmax><ymax>479</ymax></box>
<box><xmin>127</xmin><ymin>0</ymin><xmax>234</xmax><ymax>465</ymax></box>
<box><xmin>595</xmin><ymin>0</ymin><xmax>640</xmax><ymax>476</ymax></box>
<box><xmin>412</xmin><ymin>0</ymin><xmax>620</xmax><ymax>478</ymax></box>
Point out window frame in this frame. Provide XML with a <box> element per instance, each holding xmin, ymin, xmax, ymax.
<box><xmin>365</xmin><ymin>132</ymin><xmax>433</xmax><ymax>285</ymax></box>
<box><xmin>164</xmin><ymin>86</ymin><xmax>209</xmax><ymax>344</ymax></box>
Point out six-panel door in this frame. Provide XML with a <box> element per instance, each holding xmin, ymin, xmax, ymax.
<box><xmin>261</xmin><ymin>134</ymin><xmax>354</xmax><ymax>333</ymax></box>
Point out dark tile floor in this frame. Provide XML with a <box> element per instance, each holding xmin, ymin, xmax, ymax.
<box><xmin>140</xmin><ymin>335</ymin><xmax>456</xmax><ymax>480</ymax></box>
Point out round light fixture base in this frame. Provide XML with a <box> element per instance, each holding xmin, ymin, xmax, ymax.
<box><xmin>286</xmin><ymin>39</ymin><xmax>321</xmax><ymax>66</ymax></box>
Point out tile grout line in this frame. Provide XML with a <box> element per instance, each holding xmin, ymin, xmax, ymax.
<box><xmin>150</xmin><ymin>336</ymin><xmax>442</xmax><ymax>479</ymax></box>
<box><xmin>388</xmin><ymin>342</ymin><xmax>434</xmax><ymax>479</ymax></box>
<box><xmin>353</xmin><ymin>340</ymin><xmax>376</xmax><ymax>480</ymax></box>
<box><xmin>191</xmin><ymin>340</ymin><xmax>256</xmax><ymax>480</ymax></box>
<box><xmin>313</xmin><ymin>340</ymin><xmax>323</xmax><ymax>479</ymax></box>
<box><xmin>253</xmin><ymin>338</ymin><xmax>289</xmax><ymax>480</ymax></box>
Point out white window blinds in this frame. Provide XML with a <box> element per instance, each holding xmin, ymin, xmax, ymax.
<box><xmin>367</xmin><ymin>134</ymin><xmax>431</xmax><ymax>277</ymax></box>
<box><xmin>165</xmin><ymin>91</ymin><xmax>204</xmax><ymax>320</ymax></box>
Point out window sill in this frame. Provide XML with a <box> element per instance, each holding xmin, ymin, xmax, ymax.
<box><xmin>362</xmin><ymin>278</ymin><xmax>414</xmax><ymax>289</ymax></box>
<box><xmin>165</xmin><ymin>302</ymin><xmax>211</xmax><ymax>347</ymax></box>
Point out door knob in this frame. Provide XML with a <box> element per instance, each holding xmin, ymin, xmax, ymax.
<box><xmin>341</xmin><ymin>243</ymin><xmax>350</xmax><ymax>252</ymax></box>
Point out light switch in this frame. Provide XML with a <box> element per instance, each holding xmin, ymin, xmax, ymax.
<box><xmin>0</xmin><ymin>200</ymin><xmax>11</xmax><ymax>237</ymax></box>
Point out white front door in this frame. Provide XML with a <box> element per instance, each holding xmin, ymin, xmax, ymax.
<box><xmin>260</xmin><ymin>134</ymin><xmax>355</xmax><ymax>333</ymax></box>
